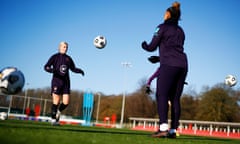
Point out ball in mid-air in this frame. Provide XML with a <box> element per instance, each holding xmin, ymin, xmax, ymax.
<box><xmin>93</xmin><ymin>35</ymin><xmax>107</xmax><ymax>49</ymax></box>
<box><xmin>0</xmin><ymin>67</ymin><xmax>25</xmax><ymax>95</ymax></box>
<box><xmin>225</xmin><ymin>74</ymin><xmax>237</xmax><ymax>87</ymax></box>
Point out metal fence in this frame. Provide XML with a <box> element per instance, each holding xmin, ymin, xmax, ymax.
<box><xmin>0</xmin><ymin>94</ymin><xmax>52</xmax><ymax>116</ymax></box>
<box><xmin>129</xmin><ymin>117</ymin><xmax>240</xmax><ymax>138</ymax></box>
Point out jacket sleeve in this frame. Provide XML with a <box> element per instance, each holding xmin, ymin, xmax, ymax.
<box><xmin>44</xmin><ymin>55</ymin><xmax>55</xmax><ymax>73</ymax></box>
<box><xmin>69</xmin><ymin>57</ymin><xmax>84</xmax><ymax>75</ymax></box>
<box><xmin>142</xmin><ymin>25</ymin><xmax>163</xmax><ymax>52</ymax></box>
<box><xmin>147</xmin><ymin>67</ymin><xmax>160</xmax><ymax>85</ymax></box>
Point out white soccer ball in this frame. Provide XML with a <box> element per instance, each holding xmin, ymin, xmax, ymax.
<box><xmin>0</xmin><ymin>67</ymin><xmax>25</xmax><ymax>94</ymax></box>
<box><xmin>0</xmin><ymin>112</ymin><xmax>7</xmax><ymax>120</ymax></box>
<box><xmin>93</xmin><ymin>35</ymin><xmax>107</xmax><ymax>49</ymax></box>
<box><xmin>225</xmin><ymin>74</ymin><xmax>237</xmax><ymax>87</ymax></box>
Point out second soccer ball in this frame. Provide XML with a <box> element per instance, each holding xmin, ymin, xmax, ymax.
<box><xmin>225</xmin><ymin>74</ymin><xmax>237</xmax><ymax>87</ymax></box>
<box><xmin>93</xmin><ymin>35</ymin><xmax>107</xmax><ymax>49</ymax></box>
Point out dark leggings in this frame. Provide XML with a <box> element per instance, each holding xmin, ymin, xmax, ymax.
<box><xmin>156</xmin><ymin>64</ymin><xmax>187</xmax><ymax>129</ymax></box>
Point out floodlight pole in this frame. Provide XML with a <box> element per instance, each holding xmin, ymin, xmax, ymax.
<box><xmin>22</xmin><ymin>83</ymin><xmax>29</xmax><ymax>114</ymax></box>
<box><xmin>120</xmin><ymin>62</ymin><xmax>132</xmax><ymax>128</ymax></box>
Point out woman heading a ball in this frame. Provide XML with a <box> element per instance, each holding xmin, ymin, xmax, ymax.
<box><xmin>142</xmin><ymin>1</ymin><xmax>188</xmax><ymax>138</ymax></box>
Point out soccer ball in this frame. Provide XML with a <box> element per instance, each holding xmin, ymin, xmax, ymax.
<box><xmin>0</xmin><ymin>112</ymin><xmax>7</xmax><ymax>120</ymax></box>
<box><xmin>225</xmin><ymin>74</ymin><xmax>237</xmax><ymax>87</ymax></box>
<box><xmin>0</xmin><ymin>67</ymin><xmax>25</xmax><ymax>94</ymax></box>
<box><xmin>93</xmin><ymin>35</ymin><xmax>107</xmax><ymax>49</ymax></box>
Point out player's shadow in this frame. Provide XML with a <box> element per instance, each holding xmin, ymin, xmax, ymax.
<box><xmin>50</xmin><ymin>126</ymin><xmax>238</xmax><ymax>143</ymax></box>
<box><xmin>56</xmin><ymin>126</ymin><xmax>149</xmax><ymax>136</ymax></box>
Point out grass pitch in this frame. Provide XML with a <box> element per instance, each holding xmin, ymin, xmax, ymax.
<box><xmin>0</xmin><ymin>120</ymin><xmax>239</xmax><ymax>144</ymax></box>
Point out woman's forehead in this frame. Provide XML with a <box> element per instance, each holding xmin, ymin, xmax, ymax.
<box><xmin>59</xmin><ymin>42</ymin><xmax>68</xmax><ymax>47</ymax></box>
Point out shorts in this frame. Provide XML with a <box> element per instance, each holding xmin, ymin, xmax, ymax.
<box><xmin>51</xmin><ymin>77</ymin><xmax>70</xmax><ymax>95</ymax></box>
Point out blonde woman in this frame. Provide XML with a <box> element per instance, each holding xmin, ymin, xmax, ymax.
<box><xmin>44</xmin><ymin>42</ymin><xmax>84</xmax><ymax>125</ymax></box>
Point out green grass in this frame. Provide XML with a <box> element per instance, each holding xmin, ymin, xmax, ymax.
<box><xmin>0</xmin><ymin>120</ymin><xmax>239</xmax><ymax>144</ymax></box>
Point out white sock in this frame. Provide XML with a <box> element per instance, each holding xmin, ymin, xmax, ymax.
<box><xmin>57</xmin><ymin>110</ymin><xmax>61</xmax><ymax>114</ymax></box>
<box><xmin>169</xmin><ymin>129</ymin><xmax>176</xmax><ymax>134</ymax></box>
<box><xmin>159</xmin><ymin>123</ymin><xmax>168</xmax><ymax>131</ymax></box>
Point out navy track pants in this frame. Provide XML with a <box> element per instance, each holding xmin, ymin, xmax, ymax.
<box><xmin>156</xmin><ymin>64</ymin><xmax>187</xmax><ymax>129</ymax></box>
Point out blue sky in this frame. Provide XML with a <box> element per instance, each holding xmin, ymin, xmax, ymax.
<box><xmin>1</xmin><ymin>0</ymin><xmax>239</xmax><ymax>95</ymax></box>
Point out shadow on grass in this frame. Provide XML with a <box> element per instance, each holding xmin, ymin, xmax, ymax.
<box><xmin>1</xmin><ymin>121</ymin><xmax>148</xmax><ymax>136</ymax></box>
<box><xmin>1</xmin><ymin>120</ymin><xmax>239</xmax><ymax>143</ymax></box>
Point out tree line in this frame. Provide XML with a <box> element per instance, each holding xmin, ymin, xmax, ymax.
<box><xmin>13</xmin><ymin>82</ymin><xmax>240</xmax><ymax>123</ymax></box>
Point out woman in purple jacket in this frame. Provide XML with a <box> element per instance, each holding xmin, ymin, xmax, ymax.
<box><xmin>44</xmin><ymin>41</ymin><xmax>84</xmax><ymax>125</ymax></box>
<box><xmin>142</xmin><ymin>2</ymin><xmax>188</xmax><ymax>138</ymax></box>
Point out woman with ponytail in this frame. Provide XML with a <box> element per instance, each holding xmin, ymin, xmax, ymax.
<box><xmin>142</xmin><ymin>2</ymin><xmax>188</xmax><ymax>138</ymax></box>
